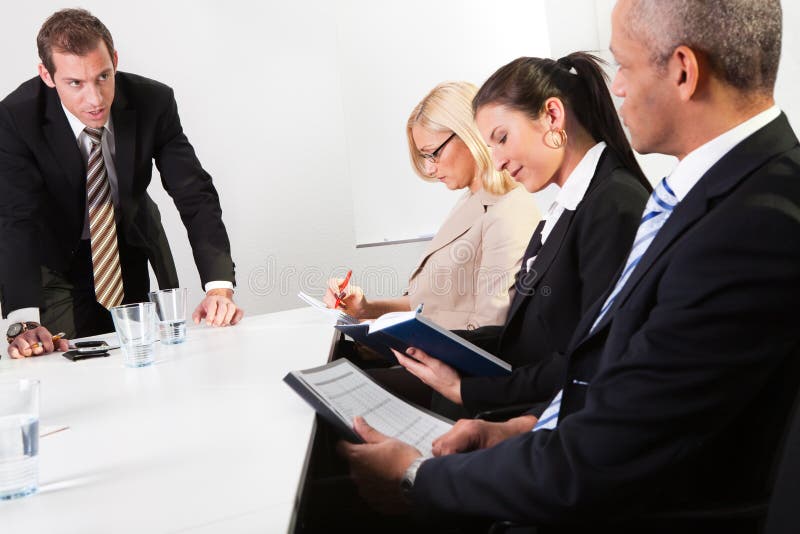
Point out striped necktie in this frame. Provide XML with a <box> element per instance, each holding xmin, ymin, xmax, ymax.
<box><xmin>532</xmin><ymin>389</ymin><xmax>562</xmax><ymax>431</ymax></box>
<box><xmin>590</xmin><ymin>177</ymin><xmax>678</xmax><ymax>332</ymax></box>
<box><xmin>84</xmin><ymin>127</ymin><xmax>124</xmax><ymax>309</ymax></box>
<box><xmin>532</xmin><ymin>177</ymin><xmax>678</xmax><ymax>433</ymax></box>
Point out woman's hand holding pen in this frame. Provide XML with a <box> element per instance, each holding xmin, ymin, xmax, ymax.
<box><xmin>324</xmin><ymin>277</ymin><xmax>369</xmax><ymax>318</ymax></box>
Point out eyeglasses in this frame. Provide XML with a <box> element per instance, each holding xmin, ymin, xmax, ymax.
<box><xmin>420</xmin><ymin>132</ymin><xmax>457</xmax><ymax>164</ymax></box>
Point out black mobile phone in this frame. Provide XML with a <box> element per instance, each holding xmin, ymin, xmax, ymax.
<box><xmin>62</xmin><ymin>349</ymin><xmax>110</xmax><ymax>361</ymax></box>
<box><xmin>73</xmin><ymin>340</ymin><xmax>109</xmax><ymax>348</ymax></box>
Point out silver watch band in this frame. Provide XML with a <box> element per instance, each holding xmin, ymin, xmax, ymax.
<box><xmin>400</xmin><ymin>456</ymin><xmax>426</xmax><ymax>497</ymax></box>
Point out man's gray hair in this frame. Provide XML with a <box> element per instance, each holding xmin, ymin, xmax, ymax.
<box><xmin>626</xmin><ymin>0</ymin><xmax>782</xmax><ymax>93</ymax></box>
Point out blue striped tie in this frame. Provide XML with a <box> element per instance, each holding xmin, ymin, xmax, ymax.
<box><xmin>533</xmin><ymin>389</ymin><xmax>562</xmax><ymax>431</ymax></box>
<box><xmin>532</xmin><ymin>177</ymin><xmax>678</xmax><ymax>433</ymax></box>
<box><xmin>590</xmin><ymin>177</ymin><xmax>678</xmax><ymax>332</ymax></box>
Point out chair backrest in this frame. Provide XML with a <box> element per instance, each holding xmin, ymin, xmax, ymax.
<box><xmin>764</xmin><ymin>386</ymin><xmax>800</xmax><ymax>534</ymax></box>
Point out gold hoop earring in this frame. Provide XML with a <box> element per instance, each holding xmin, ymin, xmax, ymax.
<box><xmin>546</xmin><ymin>128</ymin><xmax>568</xmax><ymax>149</ymax></box>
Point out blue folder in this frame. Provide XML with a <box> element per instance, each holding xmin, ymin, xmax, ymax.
<box><xmin>335</xmin><ymin>311</ymin><xmax>511</xmax><ymax>377</ymax></box>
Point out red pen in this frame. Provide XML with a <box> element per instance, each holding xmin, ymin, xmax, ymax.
<box><xmin>333</xmin><ymin>270</ymin><xmax>353</xmax><ymax>309</ymax></box>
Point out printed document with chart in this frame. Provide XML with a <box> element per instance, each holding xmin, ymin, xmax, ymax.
<box><xmin>284</xmin><ymin>358</ymin><xmax>452</xmax><ymax>456</ymax></box>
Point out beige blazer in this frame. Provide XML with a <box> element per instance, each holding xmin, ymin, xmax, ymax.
<box><xmin>407</xmin><ymin>186</ymin><xmax>540</xmax><ymax>330</ymax></box>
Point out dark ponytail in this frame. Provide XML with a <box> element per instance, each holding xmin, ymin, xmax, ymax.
<box><xmin>473</xmin><ymin>53</ymin><xmax>650</xmax><ymax>192</ymax></box>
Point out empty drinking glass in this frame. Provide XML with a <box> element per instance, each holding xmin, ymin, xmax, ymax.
<box><xmin>110</xmin><ymin>302</ymin><xmax>157</xmax><ymax>367</ymax></box>
<box><xmin>148</xmin><ymin>288</ymin><xmax>188</xmax><ymax>344</ymax></box>
<box><xmin>0</xmin><ymin>379</ymin><xmax>39</xmax><ymax>500</ymax></box>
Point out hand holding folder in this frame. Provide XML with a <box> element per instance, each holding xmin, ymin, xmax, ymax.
<box><xmin>284</xmin><ymin>358</ymin><xmax>452</xmax><ymax>455</ymax></box>
<box><xmin>335</xmin><ymin>307</ymin><xmax>511</xmax><ymax>377</ymax></box>
<box><xmin>298</xmin><ymin>291</ymin><xmax>510</xmax><ymax>378</ymax></box>
<box><xmin>393</xmin><ymin>346</ymin><xmax>464</xmax><ymax>406</ymax></box>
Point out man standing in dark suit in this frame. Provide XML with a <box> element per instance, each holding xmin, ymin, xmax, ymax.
<box><xmin>1</xmin><ymin>9</ymin><xmax>243</xmax><ymax>358</ymax></box>
<box><xmin>339</xmin><ymin>0</ymin><xmax>800</xmax><ymax>530</ymax></box>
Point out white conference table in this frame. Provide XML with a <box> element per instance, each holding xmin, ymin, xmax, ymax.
<box><xmin>0</xmin><ymin>307</ymin><xmax>337</xmax><ymax>533</ymax></box>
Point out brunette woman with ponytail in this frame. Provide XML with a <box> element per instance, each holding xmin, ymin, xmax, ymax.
<box><xmin>394</xmin><ymin>53</ymin><xmax>653</xmax><ymax>419</ymax></box>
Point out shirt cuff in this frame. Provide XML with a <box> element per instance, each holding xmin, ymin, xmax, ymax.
<box><xmin>204</xmin><ymin>281</ymin><xmax>234</xmax><ymax>293</ymax></box>
<box><xmin>7</xmin><ymin>308</ymin><xmax>41</xmax><ymax>325</ymax></box>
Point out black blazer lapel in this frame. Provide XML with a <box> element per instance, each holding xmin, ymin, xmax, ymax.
<box><xmin>507</xmin><ymin>148</ymin><xmax>623</xmax><ymax>323</ymax></box>
<box><xmin>514</xmin><ymin>209</ymin><xmax>575</xmax><ymax>299</ymax></box>
<box><xmin>582</xmin><ymin>113</ymin><xmax>799</xmax><ymax>338</ymax></box>
<box><xmin>41</xmin><ymin>88</ymin><xmax>84</xmax><ymax>193</ymax></box>
<box><xmin>521</xmin><ymin>219</ymin><xmax>546</xmax><ymax>260</ymax></box>
<box><xmin>111</xmin><ymin>83</ymin><xmax>136</xmax><ymax>228</ymax></box>
<box><xmin>507</xmin><ymin>219</ymin><xmax>545</xmax><ymax>318</ymax></box>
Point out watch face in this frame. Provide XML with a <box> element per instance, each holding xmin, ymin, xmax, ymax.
<box><xmin>6</xmin><ymin>323</ymin><xmax>24</xmax><ymax>337</ymax></box>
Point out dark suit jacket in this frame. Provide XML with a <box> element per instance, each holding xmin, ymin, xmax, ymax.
<box><xmin>0</xmin><ymin>72</ymin><xmax>235</xmax><ymax>315</ymax></box>
<box><xmin>457</xmin><ymin>150</ymin><xmax>650</xmax><ymax>414</ymax></box>
<box><xmin>412</xmin><ymin>114</ymin><xmax>800</xmax><ymax>530</ymax></box>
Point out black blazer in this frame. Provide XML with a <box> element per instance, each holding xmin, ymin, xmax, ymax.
<box><xmin>0</xmin><ymin>72</ymin><xmax>235</xmax><ymax>314</ymax></box>
<box><xmin>412</xmin><ymin>114</ymin><xmax>800</xmax><ymax>530</ymax></box>
<box><xmin>457</xmin><ymin>149</ymin><xmax>650</xmax><ymax>414</ymax></box>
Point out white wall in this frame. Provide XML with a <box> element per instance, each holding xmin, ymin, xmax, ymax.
<box><xmin>0</xmin><ymin>0</ymin><xmax>405</xmax><ymax>322</ymax></box>
<box><xmin>337</xmin><ymin>0</ymin><xmax>550</xmax><ymax>246</ymax></box>
<box><xmin>547</xmin><ymin>0</ymin><xmax>800</xmax><ymax>184</ymax></box>
<box><xmin>775</xmin><ymin>1</ymin><xmax>800</xmax><ymax>127</ymax></box>
<box><xmin>546</xmin><ymin>0</ymin><xmax>677</xmax><ymax>184</ymax></box>
<box><xmin>1</xmin><ymin>1</ymin><xmax>800</xmax><ymax>344</ymax></box>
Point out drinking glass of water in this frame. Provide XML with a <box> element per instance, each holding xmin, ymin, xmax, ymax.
<box><xmin>148</xmin><ymin>288</ymin><xmax>188</xmax><ymax>344</ymax></box>
<box><xmin>0</xmin><ymin>379</ymin><xmax>39</xmax><ymax>500</ymax></box>
<box><xmin>110</xmin><ymin>302</ymin><xmax>158</xmax><ymax>367</ymax></box>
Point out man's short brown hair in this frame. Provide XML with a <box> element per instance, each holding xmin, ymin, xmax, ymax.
<box><xmin>37</xmin><ymin>8</ymin><xmax>115</xmax><ymax>76</ymax></box>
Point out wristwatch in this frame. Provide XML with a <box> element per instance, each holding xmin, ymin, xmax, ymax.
<box><xmin>6</xmin><ymin>321</ymin><xmax>41</xmax><ymax>344</ymax></box>
<box><xmin>400</xmin><ymin>457</ymin><xmax>426</xmax><ymax>501</ymax></box>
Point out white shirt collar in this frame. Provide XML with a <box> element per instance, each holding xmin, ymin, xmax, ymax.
<box><xmin>552</xmin><ymin>141</ymin><xmax>607</xmax><ymax>211</ymax></box>
<box><xmin>61</xmin><ymin>102</ymin><xmax>114</xmax><ymax>139</ymax></box>
<box><xmin>530</xmin><ymin>142</ymin><xmax>607</xmax><ymax>266</ymax></box>
<box><xmin>667</xmin><ymin>106</ymin><xmax>781</xmax><ymax>201</ymax></box>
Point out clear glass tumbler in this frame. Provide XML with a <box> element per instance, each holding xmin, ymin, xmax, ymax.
<box><xmin>0</xmin><ymin>379</ymin><xmax>39</xmax><ymax>500</ymax></box>
<box><xmin>148</xmin><ymin>288</ymin><xmax>188</xmax><ymax>344</ymax></box>
<box><xmin>110</xmin><ymin>302</ymin><xmax>157</xmax><ymax>367</ymax></box>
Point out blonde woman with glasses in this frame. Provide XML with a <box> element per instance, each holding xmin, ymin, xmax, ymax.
<box><xmin>325</xmin><ymin>81</ymin><xmax>540</xmax><ymax>330</ymax></box>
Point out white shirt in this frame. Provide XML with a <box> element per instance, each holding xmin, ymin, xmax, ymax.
<box><xmin>8</xmin><ymin>106</ymin><xmax>232</xmax><ymax>325</ymax></box>
<box><xmin>527</xmin><ymin>141</ymin><xmax>607</xmax><ymax>272</ymax></box>
<box><xmin>667</xmin><ymin>105</ymin><xmax>781</xmax><ymax>202</ymax></box>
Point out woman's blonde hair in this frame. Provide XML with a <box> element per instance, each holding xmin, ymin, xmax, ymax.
<box><xmin>406</xmin><ymin>81</ymin><xmax>516</xmax><ymax>195</ymax></box>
